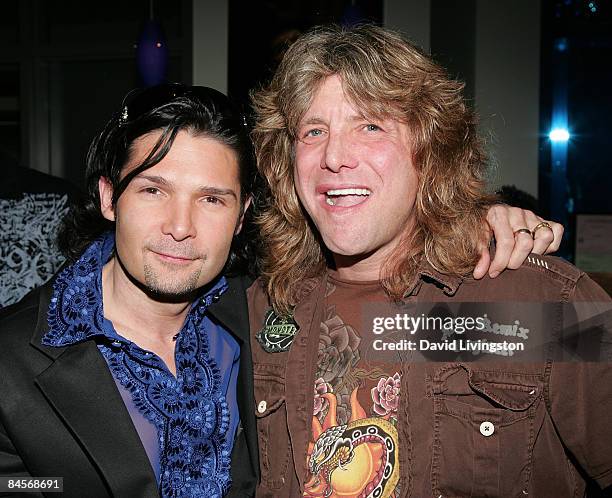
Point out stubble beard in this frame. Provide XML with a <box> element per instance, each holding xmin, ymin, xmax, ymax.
<box><xmin>142</xmin><ymin>261</ymin><xmax>205</xmax><ymax>298</ymax></box>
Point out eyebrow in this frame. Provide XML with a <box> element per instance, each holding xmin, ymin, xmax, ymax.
<box><xmin>299</xmin><ymin>117</ymin><xmax>326</xmax><ymax>127</ymax></box>
<box><xmin>299</xmin><ymin>113</ymin><xmax>372</xmax><ymax>127</ymax></box>
<box><xmin>133</xmin><ymin>174</ymin><xmax>238</xmax><ymax>200</ymax></box>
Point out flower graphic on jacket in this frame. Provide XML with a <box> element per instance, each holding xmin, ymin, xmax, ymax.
<box><xmin>316</xmin><ymin>304</ymin><xmax>361</xmax><ymax>425</ymax></box>
<box><xmin>371</xmin><ymin>372</ymin><xmax>401</xmax><ymax>417</ymax></box>
<box><xmin>313</xmin><ymin>377</ymin><xmax>333</xmax><ymax>416</ymax></box>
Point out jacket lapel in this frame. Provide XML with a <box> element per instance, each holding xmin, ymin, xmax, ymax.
<box><xmin>208</xmin><ymin>275</ymin><xmax>252</xmax><ymax>343</ymax></box>
<box><xmin>208</xmin><ymin>275</ymin><xmax>260</xmax><ymax>492</ymax></box>
<box><xmin>31</xmin><ymin>284</ymin><xmax>159</xmax><ymax>498</ymax></box>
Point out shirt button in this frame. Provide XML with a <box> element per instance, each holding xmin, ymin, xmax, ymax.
<box><xmin>479</xmin><ymin>421</ymin><xmax>495</xmax><ymax>436</ymax></box>
<box><xmin>257</xmin><ymin>400</ymin><xmax>267</xmax><ymax>413</ymax></box>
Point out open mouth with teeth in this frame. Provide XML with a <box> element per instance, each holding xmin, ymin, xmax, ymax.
<box><xmin>325</xmin><ymin>188</ymin><xmax>371</xmax><ymax>207</ymax></box>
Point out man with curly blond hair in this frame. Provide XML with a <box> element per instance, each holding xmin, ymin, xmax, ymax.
<box><xmin>247</xmin><ymin>25</ymin><xmax>611</xmax><ymax>498</ymax></box>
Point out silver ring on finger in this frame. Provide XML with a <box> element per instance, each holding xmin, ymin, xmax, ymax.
<box><xmin>513</xmin><ymin>228</ymin><xmax>532</xmax><ymax>237</ymax></box>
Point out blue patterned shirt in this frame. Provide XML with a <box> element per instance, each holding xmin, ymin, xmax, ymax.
<box><xmin>43</xmin><ymin>233</ymin><xmax>240</xmax><ymax>497</ymax></box>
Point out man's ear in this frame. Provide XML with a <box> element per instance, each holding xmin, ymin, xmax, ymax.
<box><xmin>234</xmin><ymin>196</ymin><xmax>252</xmax><ymax>235</ymax></box>
<box><xmin>98</xmin><ymin>177</ymin><xmax>116</xmax><ymax>222</ymax></box>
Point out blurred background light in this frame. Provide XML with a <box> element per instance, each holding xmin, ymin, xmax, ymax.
<box><xmin>549</xmin><ymin>127</ymin><xmax>570</xmax><ymax>142</ymax></box>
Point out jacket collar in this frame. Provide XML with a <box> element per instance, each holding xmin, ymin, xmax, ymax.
<box><xmin>32</xmin><ymin>271</ymin><xmax>259</xmax><ymax>493</ymax></box>
<box><xmin>207</xmin><ymin>274</ymin><xmax>260</xmax><ymax>491</ymax></box>
<box><xmin>29</xmin><ymin>281</ymin><xmax>159</xmax><ymax>497</ymax></box>
<box><xmin>207</xmin><ymin>274</ymin><xmax>251</xmax><ymax>345</ymax></box>
<box><xmin>30</xmin><ymin>283</ymin><xmax>65</xmax><ymax>360</ymax></box>
<box><xmin>408</xmin><ymin>257</ymin><xmax>464</xmax><ymax>297</ymax></box>
<box><xmin>290</xmin><ymin>259</ymin><xmax>464</xmax><ymax>307</ymax></box>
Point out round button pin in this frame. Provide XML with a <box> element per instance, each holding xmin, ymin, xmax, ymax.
<box><xmin>257</xmin><ymin>400</ymin><xmax>267</xmax><ymax>413</ymax></box>
<box><xmin>480</xmin><ymin>421</ymin><xmax>495</xmax><ymax>436</ymax></box>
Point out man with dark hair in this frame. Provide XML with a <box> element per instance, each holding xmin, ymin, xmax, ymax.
<box><xmin>0</xmin><ymin>84</ymin><xmax>258</xmax><ymax>497</ymax></box>
<box><xmin>248</xmin><ymin>25</ymin><xmax>611</xmax><ymax>498</ymax></box>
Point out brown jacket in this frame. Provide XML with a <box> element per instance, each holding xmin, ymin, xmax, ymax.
<box><xmin>247</xmin><ymin>255</ymin><xmax>612</xmax><ymax>498</ymax></box>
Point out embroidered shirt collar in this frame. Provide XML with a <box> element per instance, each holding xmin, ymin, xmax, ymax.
<box><xmin>43</xmin><ymin>232</ymin><xmax>227</xmax><ymax>348</ymax></box>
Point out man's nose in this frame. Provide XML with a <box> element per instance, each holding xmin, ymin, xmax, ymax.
<box><xmin>322</xmin><ymin>131</ymin><xmax>358</xmax><ymax>172</ymax></box>
<box><xmin>161</xmin><ymin>197</ymin><xmax>197</xmax><ymax>241</ymax></box>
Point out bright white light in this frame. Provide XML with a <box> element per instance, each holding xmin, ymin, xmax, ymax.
<box><xmin>549</xmin><ymin>128</ymin><xmax>570</xmax><ymax>142</ymax></box>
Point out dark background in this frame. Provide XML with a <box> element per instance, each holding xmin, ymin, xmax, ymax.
<box><xmin>0</xmin><ymin>0</ymin><xmax>610</xmax><ymax>265</ymax></box>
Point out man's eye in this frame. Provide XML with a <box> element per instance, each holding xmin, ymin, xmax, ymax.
<box><xmin>142</xmin><ymin>187</ymin><xmax>161</xmax><ymax>195</ymax></box>
<box><xmin>365</xmin><ymin>124</ymin><xmax>381</xmax><ymax>132</ymax></box>
<box><xmin>306</xmin><ymin>128</ymin><xmax>323</xmax><ymax>137</ymax></box>
<box><xmin>205</xmin><ymin>196</ymin><xmax>221</xmax><ymax>204</ymax></box>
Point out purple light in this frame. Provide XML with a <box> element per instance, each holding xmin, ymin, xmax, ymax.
<box><xmin>136</xmin><ymin>20</ymin><xmax>168</xmax><ymax>87</ymax></box>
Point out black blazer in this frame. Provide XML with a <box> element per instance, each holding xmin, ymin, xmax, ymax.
<box><xmin>0</xmin><ymin>275</ymin><xmax>259</xmax><ymax>497</ymax></box>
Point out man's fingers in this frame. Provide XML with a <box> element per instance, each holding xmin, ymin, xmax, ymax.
<box><xmin>517</xmin><ymin>209</ymin><xmax>563</xmax><ymax>255</ymax></box>
<box><xmin>531</xmin><ymin>223</ymin><xmax>555</xmax><ymax>254</ymax></box>
<box><xmin>505</xmin><ymin>205</ymin><xmax>537</xmax><ymax>269</ymax></box>
<box><xmin>487</xmin><ymin>205</ymin><xmax>525</xmax><ymax>276</ymax></box>
<box><xmin>484</xmin><ymin>204</ymin><xmax>563</xmax><ymax>277</ymax></box>
<box><xmin>520</xmin><ymin>210</ymin><xmax>549</xmax><ymax>255</ymax></box>
<box><xmin>507</xmin><ymin>230</ymin><xmax>534</xmax><ymax>269</ymax></box>
<box><xmin>540</xmin><ymin>221</ymin><xmax>563</xmax><ymax>254</ymax></box>
<box><xmin>489</xmin><ymin>235</ymin><xmax>514</xmax><ymax>277</ymax></box>
<box><xmin>473</xmin><ymin>243</ymin><xmax>490</xmax><ymax>279</ymax></box>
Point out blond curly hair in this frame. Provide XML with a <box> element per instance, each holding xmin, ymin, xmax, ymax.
<box><xmin>251</xmin><ymin>24</ymin><xmax>492</xmax><ymax>315</ymax></box>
